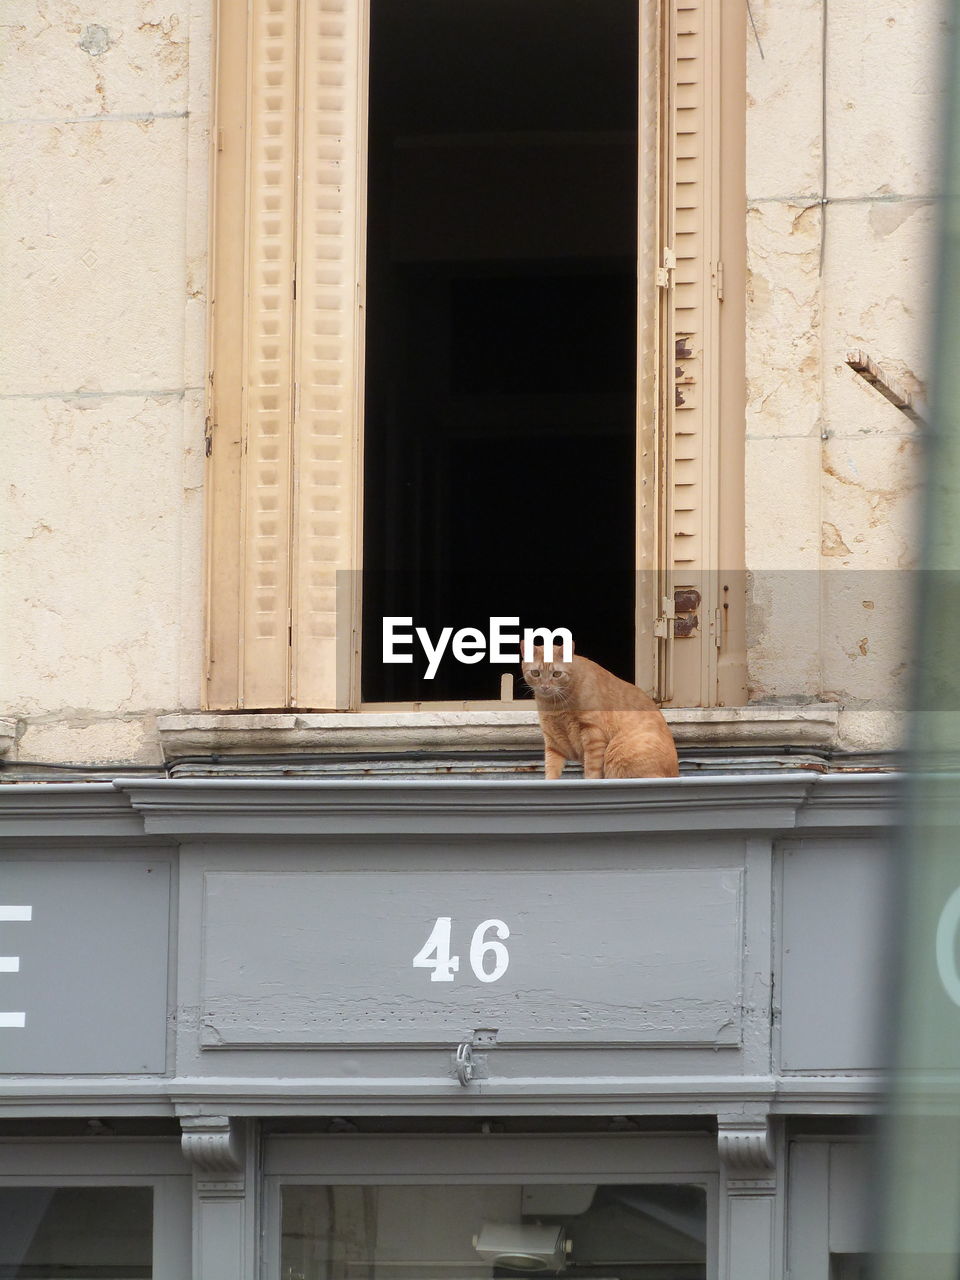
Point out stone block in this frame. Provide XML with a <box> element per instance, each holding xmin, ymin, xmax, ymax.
<box><xmin>4</xmin><ymin>1</ymin><xmax>192</xmax><ymax>120</ymax></box>
<box><xmin>825</xmin><ymin>0</ymin><xmax>945</xmax><ymax>200</ymax></box>
<box><xmin>746</xmin><ymin>0</ymin><xmax>822</xmax><ymax>198</ymax></box>
<box><xmin>0</xmin><ymin>117</ymin><xmax>189</xmax><ymax>395</ymax></box>
<box><xmin>0</xmin><ymin>392</ymin><xmax>204</xmax><ymax>717</ymax></box>
<box><xmin>745</xmin><ymin>201</ymin><xmax>823</xmax><ymax>441</ymax></box>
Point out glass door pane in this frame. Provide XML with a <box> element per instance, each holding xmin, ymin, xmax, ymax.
<box><xmin>0</xmin><ymin>1186</ymin><xmax>153</xmax><ymax>1279</ymax></box>
<box><xmin>281</xmin><ymin>1183</ymin><xmax>706</xmax><ymax>1280</ymax></box>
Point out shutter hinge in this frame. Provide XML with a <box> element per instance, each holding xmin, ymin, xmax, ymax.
<box><xmin>217</xmin><ymin>128</ymin><xmax>224</xmax><ymax>152</ymax></box>
<box><xmin>714</xmin><ymin>259</ymin><xmax>724</xmax><ymax>301</ymax></box>
<box><xmin>204</xmin><ymin>414</ymin><xmax>214</xmax><ymax>457</ymax></box>
<box><xmin>656</xmin><ymin>247</ymin><xmax>676</xmax><ymax>289</ymax></box>
<box><xmin>288</xmin><ymin>607</ymin><xmax>293</xmax><ymax>647</ymax></box>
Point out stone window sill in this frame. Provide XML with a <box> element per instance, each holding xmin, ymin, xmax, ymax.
<box><xmin>156</xmin><ymin>704</ymin><xmax>841</xmax><ymax>758</ymax></box>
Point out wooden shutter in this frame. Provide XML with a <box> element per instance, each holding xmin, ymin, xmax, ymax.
<box><xmin>206</xmin><ymin>0</ymin><xmax>741</xmax><ymax>712</ymax></box>
<box><xmin>290</xmin><ymin>0</ymin><xmax>364</xmax><ymax>709</ymax></box>
<box><xmin>654</xmin><ymin>0</ymin><xmax>745</xmax><ymax>707</ymax></box>
<box><xmin>206</xmin><ymin>0</ymin><xmax>363</xmax><ymax>710</ymax></box>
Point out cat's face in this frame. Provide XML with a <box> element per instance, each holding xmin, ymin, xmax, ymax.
<box><xmin>521</xmin><ymin>646</ymin><xmax>574</xmax><ymax>701</ymax></box>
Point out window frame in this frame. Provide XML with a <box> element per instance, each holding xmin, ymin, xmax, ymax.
<box><xmin>0</xmin><ymin>1140</ymin><xmax>192</xmax><ymax>1280</ymax></box>
<box><xmin>262</xmin><ymin>1133</ymin><xmax>720</xmax><ymax>1280</ymax></box>
<box><xmin>204</xmin><ymin>0</ymin><xmax>745</xmax><ymax>715</ymax></box>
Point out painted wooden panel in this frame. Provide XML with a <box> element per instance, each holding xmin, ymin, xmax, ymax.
<box><xmin>200</xmin><ymin>866</ymin><xmax>744</xmax><ymax>1048</ymax></box>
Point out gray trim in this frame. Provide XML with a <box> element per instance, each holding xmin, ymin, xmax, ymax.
<box><xmin>107</xmin><ymin>773</ymin><xmax>898</xmax><ymax>838</ymax></box>
<box><xmin>0</xmin><ymin>1073</ymin><xmax>887</xmax><ymax>1120</ymax></box>
<box><xmin>0</xmin><ymin>773</ymin><xmax>902</xmax><ymax>843</ymax></box>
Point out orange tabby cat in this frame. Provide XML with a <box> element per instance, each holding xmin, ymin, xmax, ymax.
<box><xmin>521</xmin><ymin>644</ymin><xmax>679</xmax><ymax>779</ymax></box>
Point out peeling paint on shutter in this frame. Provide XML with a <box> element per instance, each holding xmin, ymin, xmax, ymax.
<box><xmin>291</xmin><ymin>0</ymin><xmax>365</xmax><ymax>709</ymax></box>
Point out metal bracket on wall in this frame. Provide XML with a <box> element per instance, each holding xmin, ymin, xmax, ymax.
<box><xmin>454</xmin><ymin>1030</ymin><xmax>497</xmax><ymax>1086</ymax></box>
<box><xmin>454</xmin><ymin>1041</ymin><xmax>474</xmax><ymax>1086</ymax></box>
<box><xmin>181</xmin><ymin>1115</ymin><xmax>245</xmax><ymax>1194</ymax></box>
<box><xmin>717</xmin><ymin>1116</ymin><xmax>776</xmax><ymax>1191</ymax></box>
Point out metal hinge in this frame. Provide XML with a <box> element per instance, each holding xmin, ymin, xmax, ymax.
<box><xmin>711</xmin><ymin>607</ymin><xmax>722</xmax><ymax>650</ymax></box>
<box><xmin>714</xmin><ymin>260</ymin><xmax>724</xmax><ymax>301</ymax></box>
<box><xmin>203</xmin><ymin>415</ymin><xmax>214</xmax><ymax>457</ymax></box>
<box><xmin>653</xmin><ymin>595</ymin><xmax>675</xmax><ymax>638</ymax></box>
<box><xmin>656</xmin><ymin>247</ymin><xmax>676</xmax><ymax>288</ymax></box>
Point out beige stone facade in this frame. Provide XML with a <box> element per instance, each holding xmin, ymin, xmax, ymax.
<box><xmin>0</xmin><ymin>0</ymin><xmax>941</xmax><ymax>764</ymax></box>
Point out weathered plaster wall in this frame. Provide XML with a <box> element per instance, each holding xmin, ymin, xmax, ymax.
<box><xmin>744</xmin><ymin>0</ymin><xmax>941</xmax><ymax>748</ymax></box>
<box><xmin>0</xmin><ymin>1</ymin><xmax>208</xmax><ymax>763</ymax></box>
<box><xmin>0</xmin><ymin>0</ymin><xmax>940</xmax><ymax>764</ymax></box>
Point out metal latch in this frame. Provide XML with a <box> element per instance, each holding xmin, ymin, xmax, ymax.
<box><xmin>654</xmin><ymin>589</ymin><xmax>701</xmax><ymax>639</ymax></box>
<box><xmin>656</xmin><ymin>247</ymin><xmax>676</xmax><ymax>288</ymax></box>
<box><xmin>653</xmin><ymin>594</ymin><xmax>676</xmax><ymax>638</ymax></box>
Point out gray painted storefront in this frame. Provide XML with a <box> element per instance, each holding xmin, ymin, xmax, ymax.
<box><xmin>0</xmin><ymin>773</ymin><xmax>898</xmax><ymax>1278</ymax></box>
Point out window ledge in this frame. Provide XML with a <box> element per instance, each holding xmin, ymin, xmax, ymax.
<box><xmin>0</xmin><ymin>719</ymin><xmax>16</xmax><ymax>758</ymax></box>
<box><xmin>157</xmin><ymin>704</ymin><xmax>840</xmax><ymax>758</ymax></box>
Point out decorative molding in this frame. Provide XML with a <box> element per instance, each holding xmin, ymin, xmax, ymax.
<box><xmin>718</xmin><ymin>1117</ymin><xmax>775</xmax><ymax>1189</ymax></box>
<box><xmin>0</xmin><ymin>770</ymin><xmax>898</xmax><ymax>840</ymax></box>
<box><xmin>180</xmin><ymin>1115</ymin><xmax>243</xmax><ymax>1176</ymax></box>
<box><xmin>0</xmin><ymin>784</ymin><xmax>143</xmax><ymax>840</ymax></box>
<box><xmin>0</xmin><ymin>1073</ymin><xmax>889</xmax><ymax>1118</ymax></box>
<box><xmin>117</xmin><ymin>773</ymin><xmax>817</xmax><ymax>836</ymax></box>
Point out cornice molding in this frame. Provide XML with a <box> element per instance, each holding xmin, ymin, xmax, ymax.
<box><xmin>0</xmin><ymin>783</ymin><xmax>144</xmax><ymax>840</ymax></box>
<box><xmin>0</xmin><ymin>772</ymin><xmax>901</xmax><ymax>840</ymax></box>
<box><xmin>116</xmin><ymin>773</ymin><xmax>816</xmax><ymax>835</ymax></box>
<box><xmin>0</xmin><ymin>1073</ymin><xmax>887</xmax><ymax>1118</ymax></box>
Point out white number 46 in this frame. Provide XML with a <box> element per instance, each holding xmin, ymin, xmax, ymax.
<box><xmin>412</xmin><ymin>917</ymin><xmax>510</xmax><ymax>984</ymax></box>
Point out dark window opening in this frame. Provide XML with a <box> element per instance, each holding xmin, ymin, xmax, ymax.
<box><xmin>362</xmin><ymin>0</ymin><xmax>639</xmax><ymax>701</ymax></box>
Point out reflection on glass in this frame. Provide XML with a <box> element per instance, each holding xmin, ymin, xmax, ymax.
<box><xmin>0</xmin><ymin>1186</ymin><xmax>153</xmax><ymax>1279</ymax></box>
<box><xmin>281</xmin><ymin>1184</ymin><xmax>706</xmax><ymax>1280</ymax></box>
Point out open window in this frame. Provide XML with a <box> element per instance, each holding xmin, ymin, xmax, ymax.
<box><xmin>204</xmin><ymin>0</ymin><xmax>745</xmax><ymax>711</ymax></box>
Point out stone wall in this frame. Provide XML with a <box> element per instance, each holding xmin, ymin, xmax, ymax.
<box><xmin>0</xmin><ymin>0</ymin><xmax>942</xmax><ymax>763</ymax></box>
<box><xmin>0</xmin><ymin>1</ymin><xmax>209</xmax><ymax>762</ymax></box>
<box><xmin>744</xmin><ymin>0</ymin><xmax>942</xmax><ymax>748</ymax></box>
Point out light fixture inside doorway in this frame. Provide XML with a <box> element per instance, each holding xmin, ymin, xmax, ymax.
<box><xmin>473</xmin><ymin>1224</ymin><xmax>571</xmax><ymax>1272</ymax></box>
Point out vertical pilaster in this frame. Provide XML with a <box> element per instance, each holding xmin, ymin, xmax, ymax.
<box><xmin>718</xmin><ymin>1115</ymin><xmax>783</xmax><ymax>1280</ymax></box>
<box><xmin>181</xmin><ymin>1116</ymin><xmax>257</xmax><ymax>1280</ymax></box>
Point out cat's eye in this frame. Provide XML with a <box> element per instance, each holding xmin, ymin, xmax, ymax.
<box><xmin>552</xmin><ymin>670</ymin><xmax>563</xmax><ymax>678</ymax></box>
<box><xmin>529</xmin><ymin>668</ymin><xmax>540</xmax><ymax>678</ymax></box>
